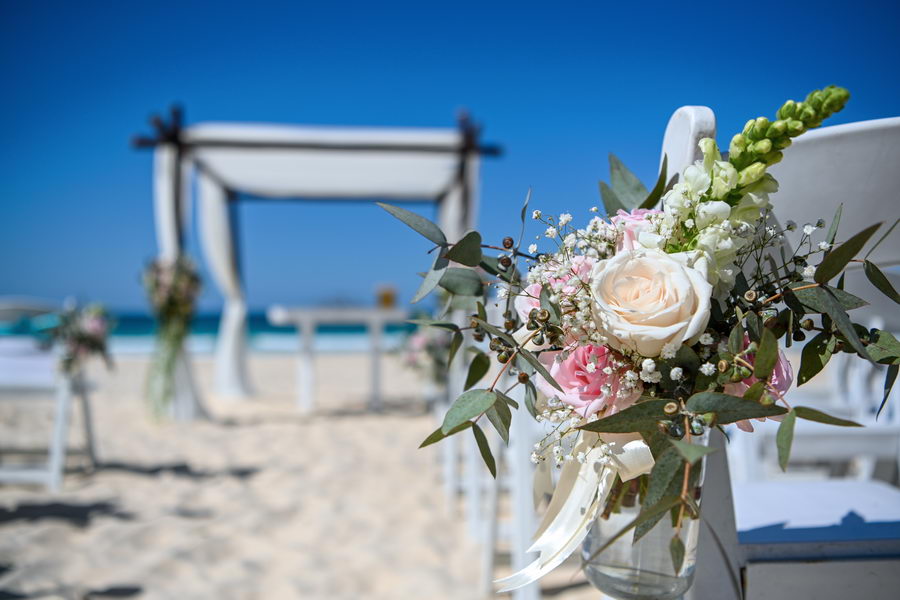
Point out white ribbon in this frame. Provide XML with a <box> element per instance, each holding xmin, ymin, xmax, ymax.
<box><xmin>495</xmin><ymin>432</ymin><xmax>655</xmax><ymax>592</ymax></box>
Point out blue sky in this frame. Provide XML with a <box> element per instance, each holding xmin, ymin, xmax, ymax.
<box><xmin>1</xmin><ymin>0</ymin><xmax>898</xmax><ymax>312</ymax></box>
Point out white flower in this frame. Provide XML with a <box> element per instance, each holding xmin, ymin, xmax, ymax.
<box><xmin>710</xmin><ymin>161</ymin><xmax>738</xmax><ymax>199</ymax></box>
<box><xmin>803</xmin><ymin>224</ymin><xmax>815</xmax><ymax>235</ymax></box>
<box><xmin>590</xmin><ymin>206</ymin><xmax>599</xmax><ymax>213</ymax></box>
<box><xmin>660</xmin><ymin>342</ymin><xmax>678</xmax><ymax>360</ymax></box>
<box><xmin>699</xmin><ymin>332</ymin><xmax>714</xmax><ymax>346</ymax></box>
<box><xmin>670</xmin><ymin>367</ymin><xmax>684</xmax><ymax>380</ymax></box>
<box><xmin>558</xmin><ymin>213</ymin><xmax>573</xmax><ymax>226</ymax></box>
<box><xmin>802</xmin><ymin>265</ymin><xmax>816</xmax><ymax>278</ymax></box>
<box><xmin>584</xmin><ymin>362</ymin><xmax>597</xmax><ymax>374</ymax></box>
<box><xmin>641</xmin><ymin>358</ymin><xmax>656</xmax><ymax>373</ymax></box>
<box><xmin>591</xmin><ymin>249</ymin><xmax>713</xmax><ymax>357</ymax></box>
<box><xmin>496</xmin><ymin>286</ymin><xmax>509</xmax><ymax>299</ymax></box>
<box><xmin>532</xmin><ymin>210</ymin><xmax>542</xmax><ymax>219</ymax></box>
<box><xmin>700</xmin><ymin>362</ymin><xmax>716</xmax><ymax>376</ymax></box>
<box><xmin>545</xmin><ymin>227</ymin><xmax>558</xmax><ymax>239</ymax></box>
<box><xmin>818</xmin><ymin>241</ymin><xmax>831</xmax><ymax>251</ymax></box>
<box><xmin>685</xmin><ymin>218</ymin><xmax>695</xmax><ymax>229</ymax></box>
<box><xmin>528</xmin><ymin>243</ymin><xmax>538</xmax><ymax>254</ymax></box>
<box><xmin>696</xmin><ymin>201</ymin><xmax>731</xmax><ymax>229</ymax></box>
<box><xmin>640</xmin><ymin>370</ymin><xmax>662</xmax><ymax>383</ymax></box>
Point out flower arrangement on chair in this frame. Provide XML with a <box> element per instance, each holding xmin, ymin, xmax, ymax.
<box><xmin>52</xmin><ymin>303</ymin><xmax>113</xmax><ymax>376</ymax></box>
<box><xmin>143</xmin><ymin>256</ymin><xmax>201</xmax><ymax>414</ymax></box>
<box><xmin>381</xmin><ymin>86</ymin><xmax>900</xmax><ymax>597</ymax></box>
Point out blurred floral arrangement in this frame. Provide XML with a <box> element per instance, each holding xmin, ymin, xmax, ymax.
<box><xmin>401</xmin><ymin>323</ymin><xmax>451</xmax><ymax>387</ymax></box>
<box><xmin>381</xmin><ymin>86</ymin><xmax>900</xmax><ymax>592</ymax></box>
<box><xmin>143</xmin><ymin>256</ymin><xmax>201</xmax><ymax>413</ymax></box>
<box><xmin>51</xmin><ymin>303</ymin><xmax>113</xmax><ymax>376</ymax></box>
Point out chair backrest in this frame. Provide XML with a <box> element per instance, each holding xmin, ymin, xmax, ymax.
<box><xmin>768</xmin><ymin>117</ymin><xmax>900</xmax><ymax>330</ymax></box>
<box><xmin>0</xmin><ymin>297</ymin><xmax>59</xmax><ymax>390</ymax></box>
<box><xmin>660</xmin><ymin>106</ymin><xmax>717</xmax><ymax>179</ymax></box>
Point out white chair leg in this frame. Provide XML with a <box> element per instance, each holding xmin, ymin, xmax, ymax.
<box><xmin>480</xmin><ymin>436</ymin><xmax>502</xmax><ymax>597</ymax></box>
<box><xmin>465</xmin><ymin>435</ymin><xmax>484</xmax><ymax>538</ymax></box>
<box><xmin>46</xmin><ymin>376</ymin><xmax>74</xmax><ymax>493</ymax></box>
<box><xmin>508</xmin><ymin>383</ymin><xmax>541</xmax><ymax>600</ymax></box>
<box><xmin>76</xmin><ymin>374</ymin><xmax>98</xmax><ymax>469</ymax></box>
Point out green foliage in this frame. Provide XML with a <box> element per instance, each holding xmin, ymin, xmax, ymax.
<box><xmin>639</xmin><ymin>155</ymin><xmax>669</xmax><ymax>210</ymax></box>
<box><xmin>753</xmin><ymin>328</ymin><xmax>779</xmax><ymax>380</ymax></box>
<box><xmin>868</xmin><ymin>330</ymin><xmax>900</xmax><ymax>365</ymax></box>
<box><xmin>790</xmin><ymin>284</ymin><xmax>871</xmax><ymax>359</ymax></box>
<box><xmin>420</xmin><ymin>421</ymin><xmax>472</xmax><ymax>448</ymax></box>
<box><xmin>798</xmin><ymin>332</ymin><xmax>837</xmax><ymax>385</ymax></box>
<box><xmin>472</xmin><ymin>424</ymin><xmax>496</xmax><ymax>478</ymax></box>
<box><xmin>815</xmin><ymin>223</ymin><xmax>881</xmax><ymax>284</ymax></box>
<box><xmin>794</xmin><ymin>406</ymin><xmax>862</xmax><ymax>427</ymax></box>
<box><xmin>583</xmin><ymin>496</ymin><xmax>682</xmax><ymax>567</ymax></box>
<box><xmin>880</xmin><ymin>364</ymin><xmax>899</xmax><ymax>419</ymax></box>
<box><xmin>864</xmin><ymin>261</ymin><xmax>900</xmax><ymax>305</ymax></box>
<box><xmin>413</xmin><ymin>252</ymin><xmax>448</xmax><ymax>303</ymax></box>
<box><xmin>776</xmin><ymin>410</ymin><xmax>796</xmax><ymax>471</ymax></box>
<box><xmin>447</xmin><ymin>331</ymin><xmax>463</xmax><ymax>366</ymax></box>
<box><xmin>669</xmin><ymin>438</ymin><xmax>716</xmax><ymax>465</ymax></box>
<box><xmin>445</xmin><ymin>231</ymin><xmax>483</xmax><ymax>266</ymax></box>
<box><xmin>578</xmin><ymin>399</ymin><xmax>669</xmax><ymax>433</ymax></box>
<box><xmin>485</xmin><ymin>395</ymin><xmax>512</xmax><ymax>444</ymax></box>
<box><xmin>438</xmin><ymin>268</ymin><xmax>484</xmax><ymax>296</ymax></box>
<box><xmin>377</xmin><ymin>202</ymin><xmax>447</xmax><ymax>246</ymax></box>
<box><xmin>670</xmin><ymin>535</ymin><xmax>685</xmax><ymax>574</ymax></box>
<box><xmin>598</xmin><ymin>154</ymin><xmax>668</xmax><ymax>215</ymax></box>
<box><xmin>464</xmin><ymin>351</ymin><xmax>490</xmax><ymax>390</ymax></box>
<box><xmin>684</xmin><ymin>392</ymin><xmax>788</xmax><ymax>424</ymax></box>
<box><xmin>441</xmin><ymin>389</ymin><xmax>496</xmax><ymax>433</ymax></box>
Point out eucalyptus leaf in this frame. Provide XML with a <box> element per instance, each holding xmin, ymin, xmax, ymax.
<box><xmin>670</xmin><ymin>535</ymin><xmax>686</xmax><ymax>574</ymax></box>
<box><xmin>669</xmin><ymin>438</ymin><xmax>716</xmax><ymax>465</ymax></box>
<box><xmin>639</xmin><ymin>155</ymin><xmax>668</xmax><ymax>210</ymax></box>
<box><xmin>413</xmin><ymin>253</ymin><xmax>448</xmax><ymax>303</ymax></box>
<box><xmin>633</xmin><ymin>442</ymin><xmax>693</xmax><ymax>543</ymax></box>
<box><xmin>518</xmin><ymin>348</ymin><xmax>564</xmax><ymax>392</ymax></box>
<box><xmin>746</xmin><ymin>311</ymin><xmax>763</xmax><ymax>343</ymax></box>
<box><xmin>407</xmin><ymin>319</ymin><xmax>459</xmax><ymax>331</ymax></box>
<box><xmin>609</xmin><ymin>154</ymin><xmax>649</xmax><ymax>209</ymax></box>
<box><xmin>825</xmin><ymin>203</ymin><xmax>842</xmax><ymax>247</ymax></box>
<box><xmin>486</xmin><ymin>396</ymin><xmax>512</xmax><ymax>444</ymax></box>
<box><xmin>792</xmin><ymin>285</ymin><xmax>871</xmax><ymax>360</ymax></box>
<box><xmin>728</xmin><ymin>322</ymin><xmax>745</xmax><ymax>355</ymax></box>
<box><xmin>472</xmin><ymin>318</ymin><xmax>517</xmax><ymax>348</ymax></box>
<box><xmin>495</xmin><ymin>389</ymin><xmax>519</xmax><ymax>410</ymax></box>
<box><xmin>776</xmin><ymin>409</ymin><xmax>796</xmax><ymax>471</ymax></box>
<box><xmin>445</xmin><ymin>231</ymin><xmax>483</xmax><ymax>267</ymax></box>
<box><xmin>794</xmin><ymin>406</ymin><xmax>862</xmax><ymax>427</ymax></box>
<box><xmin>524</xmin><ymin>380</ymin><xmax>538</xmax><ymax>418</ymax></box>
<box><xmin>743</xmin><ymin>381</ymin><xmax>766</xmax><ymax>402</ymax></box>
<box><xmin>447</xmin><ymin>331</ymin><xmax>463</xmax><ymax>366</ymax></box>
<box><xmin>377</xmin><ymin>202</ymin><xmax>447</xmax><ymax>246</ymax></box>
<box><xmin>465</xmin><ymin>352</ymin><xmax>490</xmax><ymax>390</ymax></box>
<box><xmin>797</xmin><ymin>332</ymin><xmax>837</xmax><ymax>385</ymax></box>
<box><xmin>539</xmin><ymin>286</ymin><xmax>562</xmax><ymax>324</ymax></box>
<box><xmin>579</xmin><ymin>399</ymin><xmax>669</xmax><ymax>433</ymax></box>
<box><xmin>878</xmin><ymin>364</ymin><xmax>899</xmax><ymax>419</ymax></box>
<box><xmin>814</xmin><ymin>222</ymin><xmax>881</xmax><ymax>284</ymax></box>
<box><xmin>864</xmin><ymin>260</ymin><xmax>900</xmax><ymax>305</ymax></box>
<box><xmin>438</xmin><ymin>268</ymin><xmax>484</xmax><ymax>296</ymax></box>
<box><xmin>599</xmin><ymin>181</ymin><xmax>625</xmax><ymax>216</ymax></box>
<box><xmin>868</xmin><ymin>330</ymin><xmax>900</xmax><ymax>365</ymax></box>
<box><xmin>754</xmin><ymin>328</ymin><xmax>779</xmax><ymax>381</ymax></box>
<box><xmin>685</xmin><ymin>392</ymin><xmax>788</xmax><ymax>424</ymax></box>
<box><xmin>420</xmin><ymin>421</ymin><xmax>472</xmax><ymax>448</ymax></box>
<box><xmin>472</xmin><ymin>424</ymin><xmax>497</xmax><ymax>478</ymax></box>
<box><xmin>442</xmin><ymin>389</ymin><xmax>496</xmax><ymax>433</ymax></box>
<box><xmin>792</xmin><ymin>285</ymin><xmax>867</xmax><ymax>312</ymax></box>
<box><xmin>864</xmin><ymin>217</ymin><xmax>899</xmax><ymax>259</ymax></box>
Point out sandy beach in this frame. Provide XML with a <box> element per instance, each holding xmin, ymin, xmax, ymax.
<box><xmin>0</xmin><ymin>353</ymin><xmax>597</xmax><ymax>599</ymax></box>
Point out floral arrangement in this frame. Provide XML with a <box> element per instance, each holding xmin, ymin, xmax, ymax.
<box><xmin>143</xmin><ymin>256</ymin><xmax>201</xmax><ymax>413</ymax></box>
<box><xmin>52</xmin><ymin>303</ymin><xmax>113</xmax><ymax>376</ymax></box>
<box><xmin>381</xmin><ymin>85</ymin><xmax>900</xmax><ymax>593</ymax></box>
<box><xmin>402</xmin><ymin>323</ymin><xmax>452</xmax><ymax>387</ymax></box>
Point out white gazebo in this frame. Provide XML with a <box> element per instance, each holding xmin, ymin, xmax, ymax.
<box><xmin>134</xmin><ymin>107</ymin><xmax>500</xmax><ymax>416</ymax></box>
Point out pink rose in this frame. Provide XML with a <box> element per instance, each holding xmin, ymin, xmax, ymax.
<box><xmin>513</xmin><ymin>256</ymin><xmax>595</xmax><ymax>323</ymax></box>
<box><xmin>535</xmin><ymin>344</ymin><xmax>641</xmax><ymax>418</ymax></box>
<box><xmin>724</xmin><ymin>338</ymin><xmax>793</xmax><ymax>432</ymax></box>
<box><xmin>610</xmin><ymin>208</ymin><xmax>662</xmax><ymax>251</ymax></box>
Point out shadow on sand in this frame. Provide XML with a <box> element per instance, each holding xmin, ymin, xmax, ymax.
<box><xmin>0</xmin><ymin>501</ymin><xmax>133</xmax><ymax>528</ymax></box>
<box><xmin>96</xmin><ymin>461</ymin><xmax>258</xmax><ymax>481</ymax></box>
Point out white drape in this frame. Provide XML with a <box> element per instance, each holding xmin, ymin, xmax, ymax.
<box><xmin>152</xmin><ymin>144</ymin><xmax>207</xmax><ymax>420</ymax></box>
<box><xmin>197</xmin><ymin>172</ymin><xmax>252</xmax><ymax>398</ymax></box>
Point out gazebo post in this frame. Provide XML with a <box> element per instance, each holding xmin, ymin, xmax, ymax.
<box><xmin>146</xmin><ymin>107</ymin><xmax>208</xmax><ymax>421</ymax></box>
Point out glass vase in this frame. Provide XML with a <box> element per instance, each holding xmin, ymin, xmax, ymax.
<box><xmin>581</xmin><ymin>434</ymin><xmax>708</xmax><ymax>600</ymax></box>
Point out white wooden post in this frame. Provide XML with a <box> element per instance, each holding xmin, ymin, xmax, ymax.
<box><xmin>47</xmin><ymin>374</ymin><xmax>74</xmax><ymax>493</ymax></box>
<box><xmin>369</xmin><ymin>314</ymin><xmax>383</xmax><ymax>412</ymax></box>
<box><xmin>74</xmin><ymin>372</ymin><xmax>98</xmax><ymax>469</ymax></box>
<box><xmin>508</xmin><ymin>382</ymin><xmax>541</xmax><ymax>600</ymax></box>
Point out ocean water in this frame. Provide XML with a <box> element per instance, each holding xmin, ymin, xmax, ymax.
<box><xmin>109</xmin><ymin>313</ymin><xmax>413</xmax><ymax>355</ymax></box>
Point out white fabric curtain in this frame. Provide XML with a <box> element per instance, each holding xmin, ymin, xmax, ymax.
<box><xmin>197</xmin><ymin>172</ymin><xmax>253</xmax><ymax>398</ymax></box>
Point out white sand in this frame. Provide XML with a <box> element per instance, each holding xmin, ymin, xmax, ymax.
<box><xmin>0</xmin><ymin>354</ymin><xmax>597</xmax><ymax>599</ymax></box>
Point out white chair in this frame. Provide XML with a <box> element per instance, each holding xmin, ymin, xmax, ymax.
<box><xmin>0</xmin><ymin>300</ymin><xmax>98</xmax><ymax>492</ymax></box>
<box><xmin>693</xmin><ymin>115</ymin><xmax>900</xmax><ymax>600</ymax></box>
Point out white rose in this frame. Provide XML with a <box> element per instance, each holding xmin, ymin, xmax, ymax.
<box><xmin>590</xmin><ymin>249</ymin><xmax>712</xmax><ymax>357</ymax></box>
